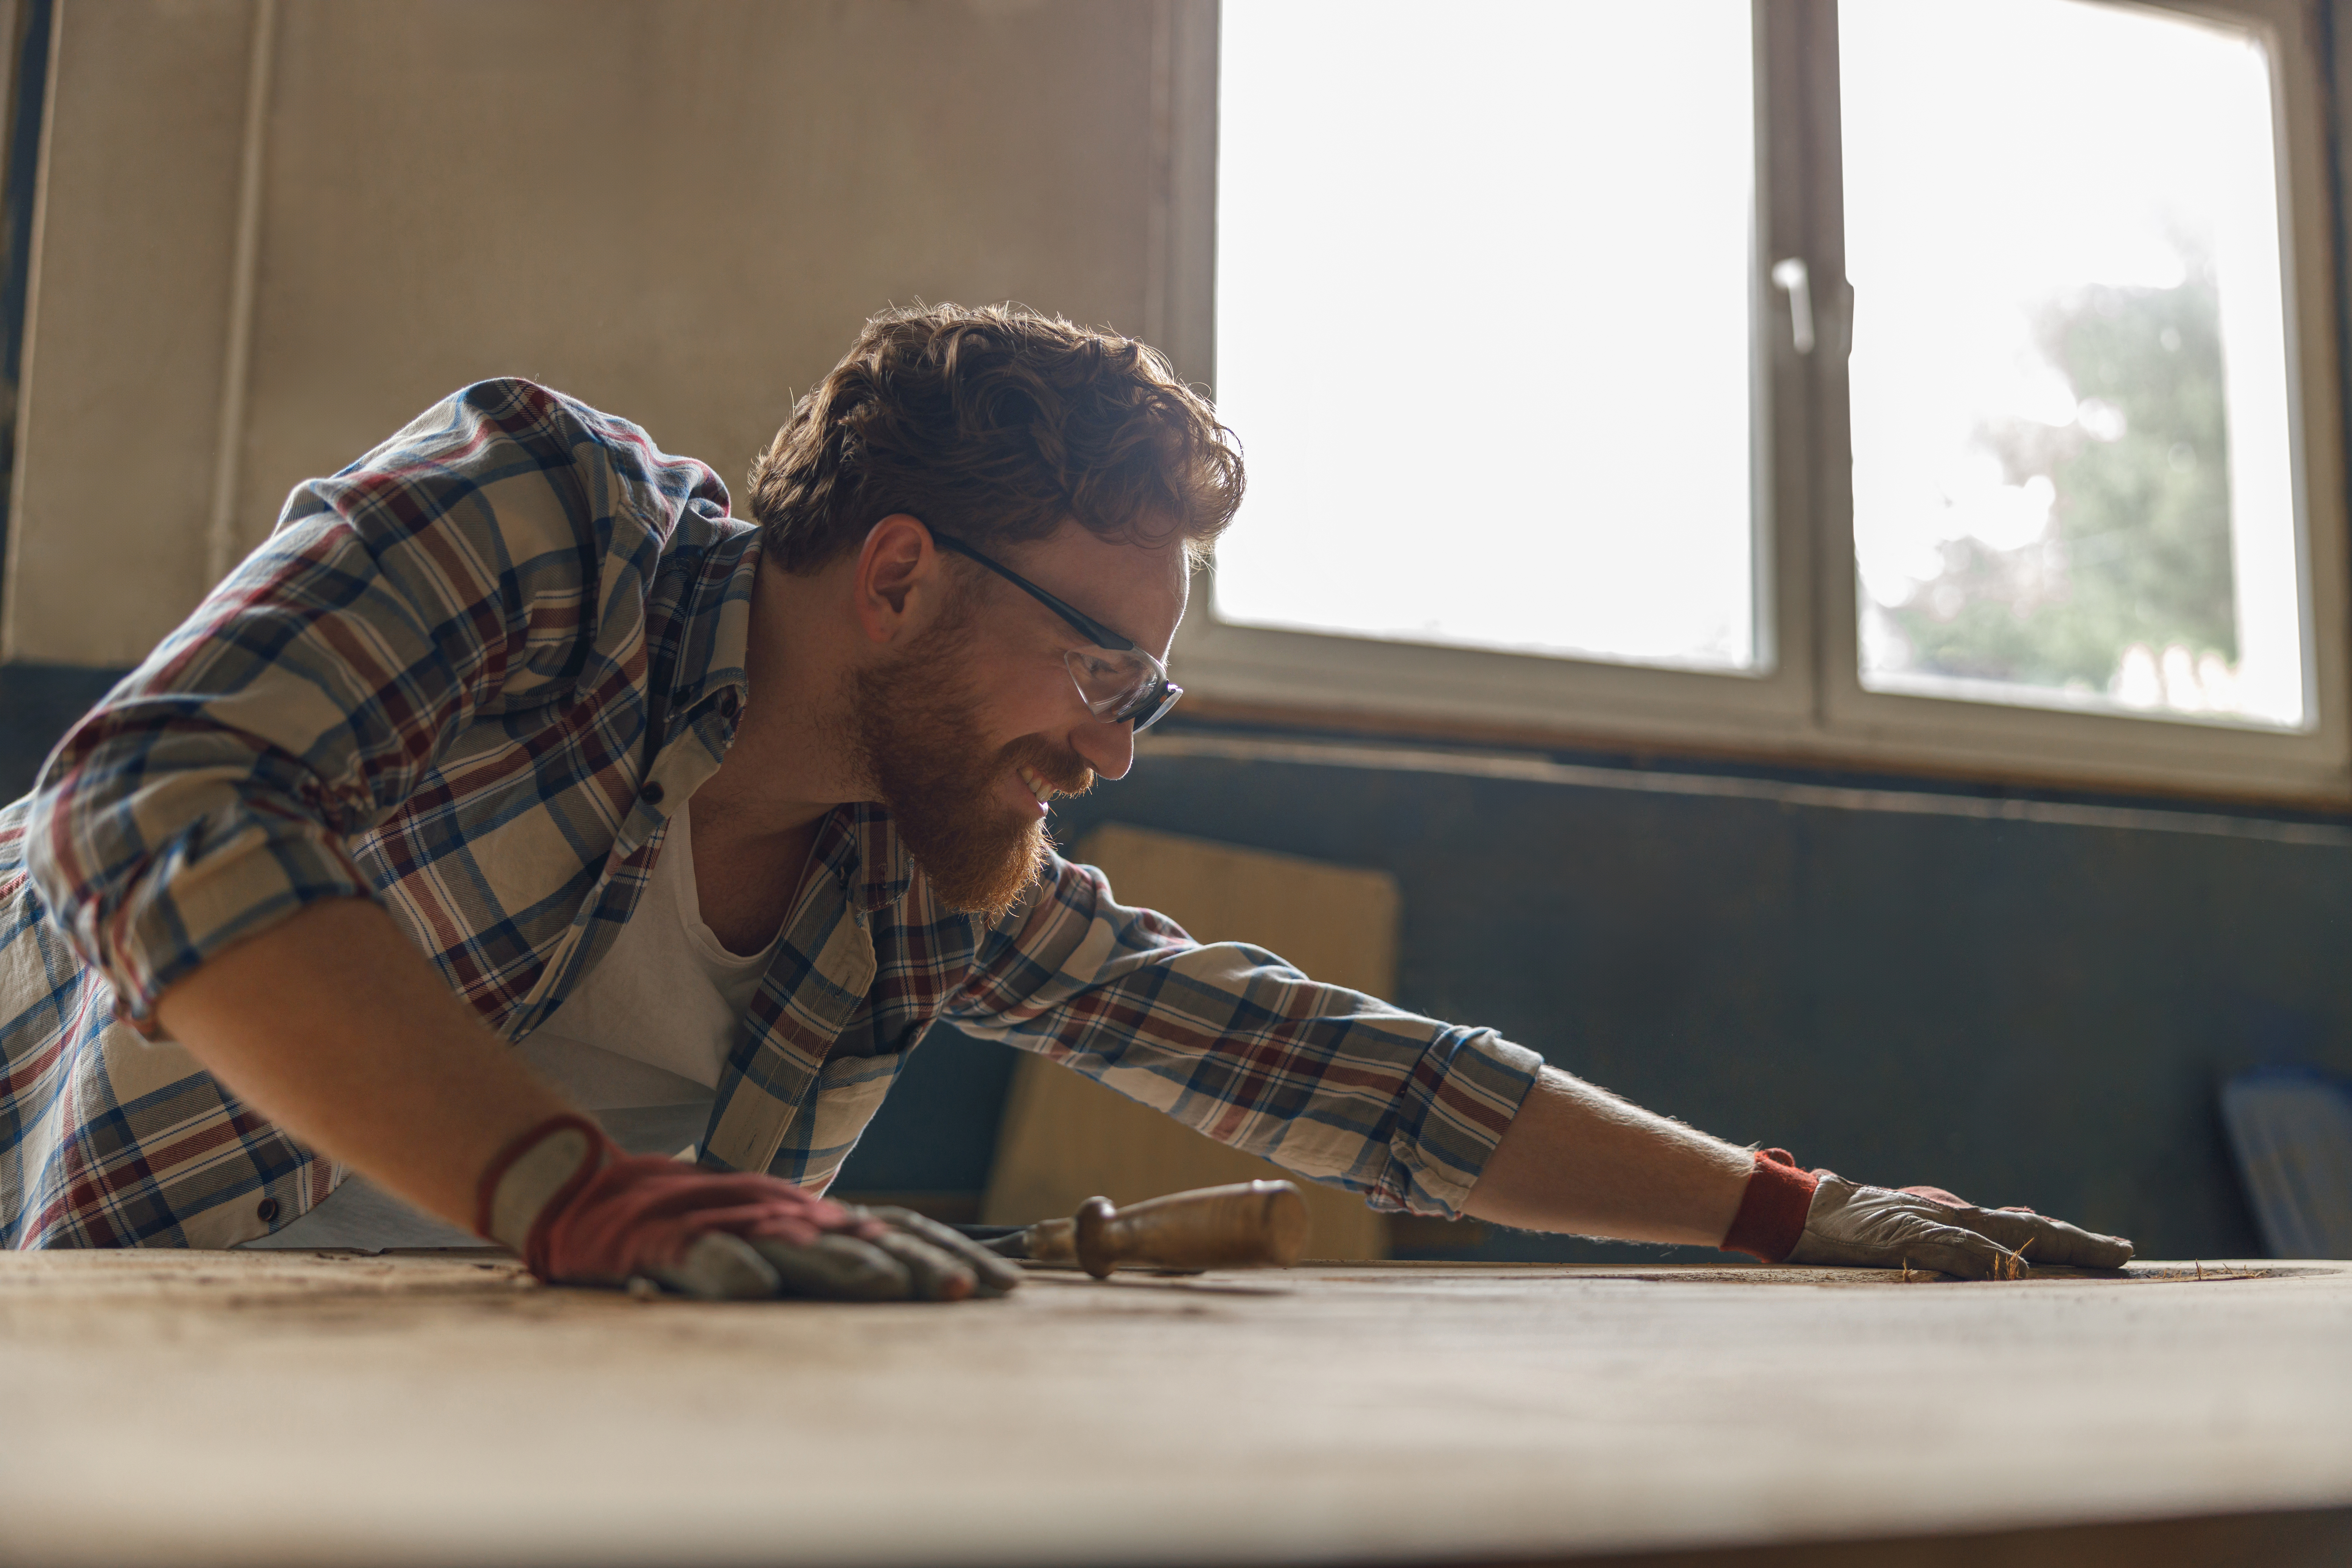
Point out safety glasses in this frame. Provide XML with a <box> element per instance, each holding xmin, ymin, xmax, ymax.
<box><xmin>930</xmin><ymin>532</ymin><xmax>1183</xmax><ymax>732</ymax></box>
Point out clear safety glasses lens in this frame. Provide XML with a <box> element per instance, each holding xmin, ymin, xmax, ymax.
<box><xmin>1065</xmin><ymin>647</ymin><xmax>1181</xmax><ymax>730</ymax></box>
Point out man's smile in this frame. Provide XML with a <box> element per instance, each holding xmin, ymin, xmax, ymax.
<box><xmin>1010</xmin><ymin>765</ymin><xmax>1052</xmax><ymax>817</ymax></box>
<box><xmin>1011</xmin><ymin>758</ymin><xmax>1092</xmax><ymax>817</ymax></box>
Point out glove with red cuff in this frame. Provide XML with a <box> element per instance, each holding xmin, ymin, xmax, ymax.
<box><xmin>476</xmin><ymin>1115</ymin><xmax>1024</xmax><ymax>1301</ymax></box>
<box><xmin>1719</xmin><ymin>1147</ymin><xmax>2134</xmax><ymax>1279</ymax></box>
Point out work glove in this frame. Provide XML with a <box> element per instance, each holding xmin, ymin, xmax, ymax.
<box><xmin>475</xmin><ymin>1114</ymin><xmax>1024</xmax><ymax>1301</ymax></box>
<box><xmin>1721</xmin><ymin>1148</ymin><xmax>2134</xmax><ymax>1279</ymax></box>
<box><xmin>1787</xmin><ymin>1172</ymin><xmax>2135</xmax><ymax>1278</ymax></box>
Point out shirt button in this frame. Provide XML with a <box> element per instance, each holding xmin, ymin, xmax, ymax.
<box><xmin>643</xmin><ymin>781</ymin><xmax>666</xmax><ymax>805</ymax></box>
<box><xmin>256</xmin><ymin>1197</ymin><xmax>280</xmax><ymax>1223</ymax></box>
<box><xmin>719</xmin><ymin>691</ymin><xmax>739</xmax><ymax>720</ymax></box>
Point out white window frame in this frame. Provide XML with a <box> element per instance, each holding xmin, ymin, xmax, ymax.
<box><xmin>1148</xmin><ymin>0</ymin><xmax>2352</xmax><ymax>804</ymax></box>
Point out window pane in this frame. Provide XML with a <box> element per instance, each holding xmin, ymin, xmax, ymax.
<box><xmin>1844</xmin><ymin>0</ymin><xmax>2307</xmax><ymax>729</ymax></box>
<box><xmin>1212</xmin><ymin>0</ymin><xmax>1760</xmax><ymax>672</ymax></box>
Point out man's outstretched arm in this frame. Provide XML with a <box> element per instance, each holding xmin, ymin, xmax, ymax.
<box><xmin>1461</xmin><ymin>1064</ymin><xmax>2134</xmax><ymax>1277</ymax></box>
<box><xmin>949</xmin><ymin>859</ymin><xmax>2130</xmax><ymax>1277</ymax></box>
<box><xmin>155</xmin><ymin>898</ymin><xmax>1018</xmax><ymax>1300</ymax></box>
<box><xmin>1460</xmin><ymin>1068</ymin><xmax>1751</xmax><ymax>1246</ymax></box>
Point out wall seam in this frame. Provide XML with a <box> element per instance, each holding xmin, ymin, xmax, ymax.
<box><xmin>204</xmin><ymin>0</ymin><xmax>277</xmax><ymax>590</ymax></box>
<box><xmin>0</xmin><ymin>0</ymin><xmax>53</xmax><ymax>661</ymax></box>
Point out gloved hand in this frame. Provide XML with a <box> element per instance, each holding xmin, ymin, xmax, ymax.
<box><xmin>1787</xmin><ymin>1172</ymin><xmax>2134</xmax><ymax>1279</ymax></box>
<box><xmin>475</xmin><ymin>1114</ymin><xmax>1024</xmax><ymax>1301</ymax></box>
<box><xmin>1721</xmin><ymin>1148</ymin><xmax>2134</xmax><ymax>1279</ymax></box>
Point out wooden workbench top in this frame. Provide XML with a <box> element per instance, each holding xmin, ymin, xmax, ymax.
<box><xmin>1</xmin><ymin>1252</ymin><xmax>2346</xmax><ymax>1567</ymax></box>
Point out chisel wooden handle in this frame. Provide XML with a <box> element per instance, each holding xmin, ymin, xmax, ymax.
<box><xmin>1020</xmin><ymin>1180</ymin><xmax>1311</xmax><ymax>1278</ymax></box>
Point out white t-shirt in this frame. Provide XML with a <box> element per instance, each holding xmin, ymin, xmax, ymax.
<box><xmin>245</xmin><ymin>800</ymin><xmax>784</xmax><ymax>1250</ymax></box>
<box><xmin>524</xmin><ymin>796</ymin><xmax>782</xmax><ymax>1113</ymax></box>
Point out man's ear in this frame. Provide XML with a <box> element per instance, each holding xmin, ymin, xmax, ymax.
<box><xmin>852</xmin><ymin>514</ymin><xmax>941</xmax><ymax>645</ymax></box>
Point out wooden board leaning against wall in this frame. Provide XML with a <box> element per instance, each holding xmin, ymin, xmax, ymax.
<box><xmin>983</xmin><ymin>824</ymin><xmax>1466</xmax><ymax>1262</ymax></box>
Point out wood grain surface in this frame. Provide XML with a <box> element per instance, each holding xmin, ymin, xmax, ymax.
<box><xmin>0</xmin><ymin>1253</ymin><xmax>2346</xmax><ymax>1568</ymax></box>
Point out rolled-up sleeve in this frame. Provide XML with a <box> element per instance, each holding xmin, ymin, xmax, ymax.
<box><xmin>22</xmin><ymin>378</ymin><xmax>716</xmax><ymax>1029</ymax></box>
<box><xmin>940</xmin><ymin>854</ymin><xmax>1545</xmax><ymax>1218</ymax></box>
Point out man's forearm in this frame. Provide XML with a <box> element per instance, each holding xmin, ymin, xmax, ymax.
<box><xmin>1461</xmin><ymin>1067</ymin><xmax>1752</xmax><ymax>1247</ymax></box>
<box><xmin>153</xmin><ymin>897</ymin><xmax>575</xmax><ymax>1233</ymax></box>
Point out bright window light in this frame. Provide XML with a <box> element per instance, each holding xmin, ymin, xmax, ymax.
<box><xmin>1843</xmin><ymin>0</ymin><xmax>2308</xmax><ymax>729</ymax></box>
<box><xmin>1211</xmin><ymin>0</ymin><xmax>1760</xmax><ymax>672</ymax></box>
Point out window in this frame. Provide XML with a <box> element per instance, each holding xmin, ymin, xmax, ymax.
<box><xmin>1212</xmin><ymin>1</ymin><xmax>1760</xmax><ymax>676</ymax></box>
<box><xmin>1844</xmin><ymin>1</ymin><xmax>2301</xmax><ymax>729</ymax></box>
<box><xmin>1159</xmin><ymin>0</ymin><xmax>2351</xmax><ymax>801</ymax></box>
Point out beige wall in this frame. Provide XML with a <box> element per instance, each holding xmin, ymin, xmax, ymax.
<box><xmin>6</xmin><ymin>0</ymin><xmax>1186</xmax><ymax>666</ymax></box>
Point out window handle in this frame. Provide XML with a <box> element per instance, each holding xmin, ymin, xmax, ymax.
<box><xmin>1771</xmin><ymin>257</ymin><xmax>1814</xmax><ymax>354</ymax></box>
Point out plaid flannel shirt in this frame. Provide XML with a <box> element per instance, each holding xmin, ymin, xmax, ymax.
<box><xmin>0</xmin><ymin>379</ymin><xmax>1541</xmax><ymax>1250</ymax></box>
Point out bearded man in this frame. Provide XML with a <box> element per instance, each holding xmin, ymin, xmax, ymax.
<box><xmin>0</xmin><ymin>304</ymin><xmax>2132</xmax><ymax>1296</ymax></box>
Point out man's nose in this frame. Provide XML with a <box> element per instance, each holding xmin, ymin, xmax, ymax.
<box><xmin>1070</xmin><ymin>716</ymin><xmax>1135</xmax><ymax>782</ymax></box>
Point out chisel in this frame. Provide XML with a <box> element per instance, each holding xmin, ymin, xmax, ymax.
<box><xmin>957</xmin><ymin>1179</ymin><xmax>1311</xmax><ymax>1278</ymax></box>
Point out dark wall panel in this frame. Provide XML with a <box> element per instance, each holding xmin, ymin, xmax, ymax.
<box><xmin>0</xmin><ymin>664</ymin><xmax>125</xmax><ymax>798</ymax></box>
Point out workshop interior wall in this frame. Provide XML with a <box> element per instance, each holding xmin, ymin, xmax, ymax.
<box><xmin>3</xmin><ymin>0</ymin><xmax>1166</xmax><ymax>665</ymax></box>
<box><xmin>1</xmin><ymin>0</ymin><xmax>2346</xmax><ymax>1262</ymax></box>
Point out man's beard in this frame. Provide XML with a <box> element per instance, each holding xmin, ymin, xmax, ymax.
<box><xmin>848</xmin><ymin>605</ymin><xmax>1096</xmax><ymax>922</ymax></box>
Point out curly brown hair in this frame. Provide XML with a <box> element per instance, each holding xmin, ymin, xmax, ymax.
<box><xmin>747</xmin><ymin>304</ymin><xmax>1243</xmax><ymax>574</ymax></box>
